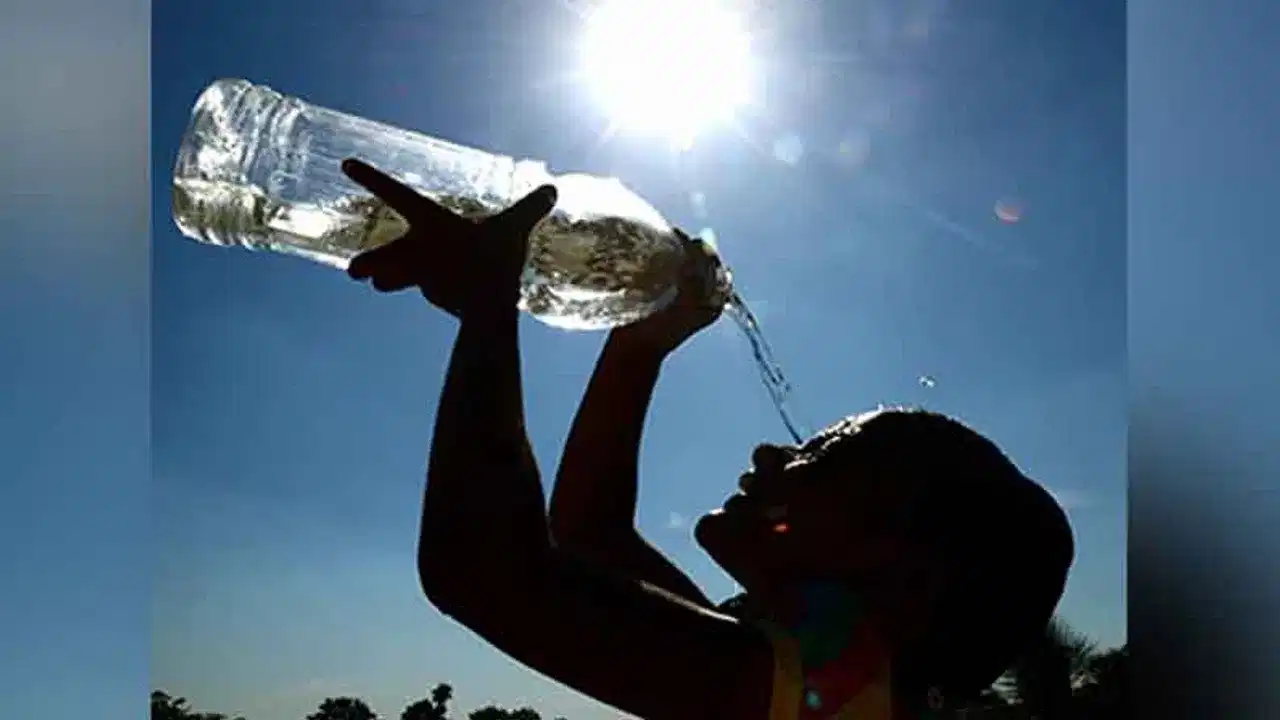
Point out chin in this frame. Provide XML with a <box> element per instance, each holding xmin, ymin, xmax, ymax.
<box><xmin>693</xmin><ymin>512</ymin><xmax>734</xmax><ymax>565</ymax></box>
<box><xmin>694</xmin><ymin>511</ymin><xmax>764</xmax><ymax>590</ymax></box>
<box><xmin>692</xmin><ymin>511</ymin><xmax>718</xmax><ymax>551</ymax></box>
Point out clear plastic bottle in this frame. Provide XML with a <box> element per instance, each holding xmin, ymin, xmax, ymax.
<box><xmin>171</xmin><ymin>79</ymin><xmax>808</xmax><ymax>443</ymax></box>
<box><xmin>171</xmin><ymin>78</ymin><xmax>698</xmax><ymax>330</ymax></box>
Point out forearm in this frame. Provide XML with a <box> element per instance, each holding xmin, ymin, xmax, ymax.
<box><xmin>550</xmin><ymin>331</ymin><xmax>664</xmax><ymax>539</ymax></box>
<box><xmin>419</xmin><ymin>308</ymin><xmax>550</xmax><ymax>588</ymax></box>
<box><xmin>549</xmin><ymin>332</ymin><xmax>713</xmax><ymax>607</ymax></box>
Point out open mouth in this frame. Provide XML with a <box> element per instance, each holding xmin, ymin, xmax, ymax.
<box><xmin>723</xmin><ymin>494</ymin><xmax>789</xmax><ymax>523</ymax></box>
<box><xmin>764</xmin><ymin>505</ymin><xmax>790</xmax><ymax>534</ymax></box>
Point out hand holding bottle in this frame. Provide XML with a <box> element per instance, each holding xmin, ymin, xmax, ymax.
<box><xmin>608</xmin><ymin>230</ymin><xmax>727</xmax><ymax>358</ymax></box>
<box><xmin>340</xmin><ymin>158</ymin><xmax>557</xmax><ymax>318</ymax></box>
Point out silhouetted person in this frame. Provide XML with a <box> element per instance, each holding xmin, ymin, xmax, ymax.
<box><xmin>341</xmin><ymin>158</ymin><xmax>1074</xmax><ymax>720</ymax></box>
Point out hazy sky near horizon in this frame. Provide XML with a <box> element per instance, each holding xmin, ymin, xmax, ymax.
<box><xmin>149</xmin><ymin>0</ymin><xmax>1124</xmax><ymax>717</ymax></box>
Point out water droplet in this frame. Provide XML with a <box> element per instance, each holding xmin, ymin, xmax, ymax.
<box><xmin>690</xmin><ymin>191</ymin><xmax>707</xmax><ymax>218</ymax></box>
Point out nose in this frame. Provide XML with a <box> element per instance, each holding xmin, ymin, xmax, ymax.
<box><xmin>741</xmin><ymin>444</ymin><xmax>797</xmax><ymax>495</ymax></box>
<box><xmin>751</xmin><ymin>444</ymin><xmax>794</xmax><ymax>474</ymax></box>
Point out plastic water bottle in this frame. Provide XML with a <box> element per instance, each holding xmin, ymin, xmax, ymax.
<box><xmin>170</xmin><ymin>78</ymin><xmax>708</xmax><ymax>330</ymax></box>
<box><xmin>171</xmin><ymin>79</ymin><xmax>807</xmax><ymax>442</ymax></box>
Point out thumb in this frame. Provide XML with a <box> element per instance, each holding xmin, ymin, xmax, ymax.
<box><xmin>493</xmin><ymin>184</ymin><xmax>558</xmax><ymax>236</ymax></box>
<box><xmin>347</xmin><ymin>234</ymin><xmax>409</xmax><ymax>280</ymax></box>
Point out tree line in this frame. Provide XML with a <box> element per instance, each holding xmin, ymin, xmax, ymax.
<box><xmin>153</xmin><ymin>616</ymin><xmax>1124</xmax><ymax>719</ymax></box>
<box><xmin>151</xmin><ymin>683</ymin><xmax>564</xmax><ymax>720</ymax></box>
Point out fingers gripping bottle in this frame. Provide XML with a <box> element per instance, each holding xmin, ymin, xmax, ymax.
<box><xmin>171</xmin><ymin>78</ymin><xmax>717</xmax><ymax>330</ymax></box>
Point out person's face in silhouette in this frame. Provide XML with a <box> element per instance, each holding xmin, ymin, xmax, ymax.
<box><xmin>694</xmin><ymin>432</ymin><xmax>928</xmax><ymax>601</ymax></box>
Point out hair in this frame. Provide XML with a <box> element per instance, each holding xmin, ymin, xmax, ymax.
<box><xmin>800</xmin><ymin>407</ymin><xmax>1076</xmax><ymax>703</ymax></box>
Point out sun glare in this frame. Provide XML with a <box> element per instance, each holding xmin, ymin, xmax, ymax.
<box><xmin>578</xmin><ymin>0</ymin><xmax>754</xmax><ymax>148</ymax></box>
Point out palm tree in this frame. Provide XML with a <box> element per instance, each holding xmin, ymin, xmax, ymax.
<box><xmin>1076</xmin><ymin>644</ymin><xmax>1127</xmax><ymax>719</ymax></box>
<box><xmin>1002</xmin><ymin>616</ymin><xmax>1098</xmax><ymax>719</ymax></box>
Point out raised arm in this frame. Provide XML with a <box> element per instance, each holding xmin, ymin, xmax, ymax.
<box><xmin>424</xmin><ymin>305</ymin><xmax>772</xmax><ymax>720</ymax></box>
<box><xmin>549</xmin><ymin>236</ymin><xmax>725</xmax><ymax>607</ymax></box>
<box><xmin>341</xmin><ymin>162</ymin><xmax>773</xmax><ymax>720</ymax></box>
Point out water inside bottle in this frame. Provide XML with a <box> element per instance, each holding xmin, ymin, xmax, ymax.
<box><xmin>172</xmin><ymin>177</ymin><xmax>415</xmax><ymax>267</ymax></box>
<box><xmin>171</xmin><ymin>177</ymin><xmax>683</xmax><ymax>330</ymax></box>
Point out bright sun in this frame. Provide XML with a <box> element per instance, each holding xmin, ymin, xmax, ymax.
<box><xmin>578</xmin><ymin>0</ymin><xmax>754</xmax><ymax>148</ymax></box>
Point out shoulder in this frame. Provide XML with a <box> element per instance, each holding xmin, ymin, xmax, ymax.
<box><xmin>452</xmin><ymin>561</ymin><xmax>779</xmax><ymax>720</ymax></box>
<box><xmin>716</xmin><ymin>592</ymin><xmax>750</xmax><ymax>617</ymax></box>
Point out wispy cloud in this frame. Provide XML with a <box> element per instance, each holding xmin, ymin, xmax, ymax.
<box><xmin>667</xmin><ymin>511</ymin><xmax>687</xmax><ymax>530</ymax></box>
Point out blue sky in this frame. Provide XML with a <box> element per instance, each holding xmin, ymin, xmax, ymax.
<box><xmin>149</xmin><ymin>1</ymin><xmax>1124</xmax><ymax>718</ymax></box>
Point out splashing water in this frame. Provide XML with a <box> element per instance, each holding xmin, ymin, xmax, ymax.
<box><xmin>724</xmin><ymin>292</ymin><xmax>808</xmax><ymax>444</ymax></box>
